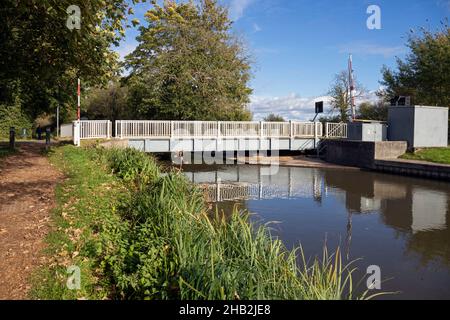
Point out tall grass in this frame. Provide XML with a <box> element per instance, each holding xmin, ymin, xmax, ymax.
<box><xmin>95</xmin><ymin>147</ymin><xmax>366</xmax><ymax>300</ymax></box>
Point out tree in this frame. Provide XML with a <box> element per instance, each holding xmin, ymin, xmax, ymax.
<box><xmin>125</xmin><ymin>0</ymin><xmax>253</xmax><ymax>121</ymax></box>
<box><xmin>357</xmin><ymin>101</ymin><xmax>388</xmax><ymax>121</ymax></box>
<box><xmin>328</xmin><ymin>71</ymin><xmax>365</xmax><ymax>122</ymax></box>
<box><xmin>0</xmin><ymin>0</ymin><xmax>143</xmax><ymax>120</ymax></box>
<box><xmin>85</xmin><ymin>82</ymin><xmax>132</xmax><ymax>122</ymax></box>
<box><xmin>380</xmin><ymin>24</ymin><xmax>450</xmax><ymax>107</ymax></box>
<box><xmin>264</xmin><ymin>114</ymin><xmax>285</xmax><ymax>122</ymax></box>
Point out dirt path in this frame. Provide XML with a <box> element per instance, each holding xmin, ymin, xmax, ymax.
<box><xmin>0</xmin><ymin>143</ymin><xmax>62</xmax><ymax>299</ymax></box>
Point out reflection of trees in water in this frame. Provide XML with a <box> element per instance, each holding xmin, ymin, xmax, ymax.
<box><xmin>324</xmin><ymin>169</ymin><xmax>450</xmax><ymax>268</ymax></box>
<box><xmin>186</xmin><ymin>164</ymin><xmax>450</xmax><ymax>269</ymax></box>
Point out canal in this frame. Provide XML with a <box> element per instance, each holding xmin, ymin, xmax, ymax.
<box><xmin>180</xmin><ymin>164</ymin><xmax>450</xmax><ymax>299</ymax></box>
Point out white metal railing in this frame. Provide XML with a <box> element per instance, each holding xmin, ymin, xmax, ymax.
<box><xmin>263</xmin><ymin>122</ymin><xmax>291</xmax><ymax>137</ymax></box>
<box><xmin>325</xmin><ymin>122</ymin><xmax>347</xmax><ymax>139</ymax></box>
<box><xmin>73</xmin><ymin>120</ymin><xmax>112</xmax><ymax>146</ymax></box>
<box><xmin>115</xmin><ymin>121</ymin><xmax>328</xmax><ymax>139</ymax></box>
<box><xmin>115</xmin><ymin>120</ymin><xmax>171</xmax><ymax>139</ymax></box>
<box><xmin>74</xmin><ymin>120</ymin><xmax>347</xmax><ymax>146</ymax></box>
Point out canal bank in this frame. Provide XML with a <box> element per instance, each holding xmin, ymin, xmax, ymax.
<box><xmin>324</xmin><ymin>140</ymin><xmax>450</xmax><ymax>181</ymax></box>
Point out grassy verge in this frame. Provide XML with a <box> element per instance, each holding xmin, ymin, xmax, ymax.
<box><xmin>32</xmin><ymin>145</ymin><xmax>372</xmax><ymax>300</ymax></box>
<box><xmin>401</xmin><ymin>147</ymin><xmax>450</xmax><ymax>165</ymax></box>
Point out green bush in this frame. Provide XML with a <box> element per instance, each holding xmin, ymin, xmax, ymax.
<box><xmin>98</xmin><ymin>148</ymin><xmax>160</xmax><ymax>186</ymax></box>
<box><xmin>0</xmin><ymin>96</ymin><xmax>32</xmax><ymax>139</ymax></box>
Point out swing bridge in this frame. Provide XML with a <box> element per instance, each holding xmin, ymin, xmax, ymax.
<box><xmin>72</xmin><ymin>120</ymin><xmax>347</xmax><ymax>153</ymax></box>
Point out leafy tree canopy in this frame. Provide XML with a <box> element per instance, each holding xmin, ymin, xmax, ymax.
<box><xmin>380</xmin><ymin>23</ymin><xmax>450</xmax><ymax>107</ymax></box>
<box><xmin>0</xmin><ymin>0</ymin><xmax>143</xmax><ymax>120</ymax></box>
<box><xmin>125</xmin><ymin>0</ymin><xmax>253</xmax><ymax>121</ymax></box>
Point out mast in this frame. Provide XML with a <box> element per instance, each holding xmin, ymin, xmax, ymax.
<box><xmin>77</xmin><ymin>78</ymin><xmax>81</xmax><ymax>120</ymax></box>
<box><xmin>348</xmin><ymin>54</ymin><xmax>356</xmax><ymax>121</ymax></box>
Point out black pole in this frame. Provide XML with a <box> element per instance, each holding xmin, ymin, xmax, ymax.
<box><xmin>9</xmin><ymin>127</ymin><xmax>15</xmax><ymax>150</ymax></box>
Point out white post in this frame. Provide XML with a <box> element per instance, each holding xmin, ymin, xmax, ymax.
<box><xmin>314</xmin><ymin>121</ymin><xmax>319</xmax><ymax>148</ymax></box>
<box><xmin>73</xmin><ymin>120</ymin><xmax>80</xmax><ymax>147</ymax></box>
<box><xmin>107</xmin><ymin>121</ymin><xmax>111</xmax><ymax>139</ymax></box>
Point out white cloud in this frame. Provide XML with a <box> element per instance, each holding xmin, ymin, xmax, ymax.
<box><xmin>229</xmin><ymin>0</ymin><xmax>256</xmax><ymax>21</ymax></box>
<box><xmin>249</xmin><ymin>91</ymin><xmax>380</xmax><ymax>121</ymax></box>
<box><xmin>338</xmin><ymin>42</ymin><xmax>407</xmax><ymax>58</ymax></box>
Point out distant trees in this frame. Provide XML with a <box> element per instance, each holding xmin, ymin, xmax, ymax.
<box><xmin>357</xmin><ymin>101</ymin><xmax>388</xmax><ymax>121</ymax></box>
<box><xmin>380</xmin><ymin>24</ymin><xmax>450</xmax><ymax>107</ymax></box>
<box><xmin>328</xmin><ymin>71</ymin><xmax>365</xmax><ymax>122</ymax></box>
<box><xmin>85</xmin><ymin>82</ymin><xmax>132</xmax><ymax>122</ymax></box>
<box><xmin>125</xmin><ymin>0</ymin><xmax>253</xmax><ymax>121</ymax></box>
<box><xmin>264</xmin><ymin>114</ymin><xmax>285</xmax><ymax>122</ymax></box>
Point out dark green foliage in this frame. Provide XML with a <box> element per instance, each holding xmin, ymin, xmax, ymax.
<box><xmin>85</xmin><ymin>82</ymin><xmax>134</xmax><ymax>121</ymax></box>
<box><xmin>357</xmin><ymin>102</ymin><xmax>388</xmax><ymax>122</ymax></box>
<box><xmin>0</xmin><ymin>93</ymin><xmax>32</xmax><ymax>139</ymax></box>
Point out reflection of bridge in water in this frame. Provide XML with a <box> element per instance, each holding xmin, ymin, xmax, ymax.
<box><xmin>183</xmin><ymin>166</ymin><xmax>323</xmax><ymax>202</ymax></box>
<box><xmin>183</xmin><ymin>165</ymin><xmax>449</xmax><ymax>236</ymax></box>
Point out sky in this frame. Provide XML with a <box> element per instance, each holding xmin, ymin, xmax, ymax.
<box><xmin>114</xmin><ymin>0</ymin><xmax>450</xmax><ymax>120</ymax></box>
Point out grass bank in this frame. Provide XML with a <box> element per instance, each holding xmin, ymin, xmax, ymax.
<box><xmin>32</xmin><ymin>145</ymin><xmax>371</xmax><ymax>300</ymax></box>
<box><xmin>401</xmin><ymin>147</ymin><xmax>450</xmax><ymax>165</ymax></box>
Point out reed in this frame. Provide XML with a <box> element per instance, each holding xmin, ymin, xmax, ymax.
<box><xmin>97</xmin><ymin>147</ymin><xmax>368</xmax><ymax>300</ymax></box>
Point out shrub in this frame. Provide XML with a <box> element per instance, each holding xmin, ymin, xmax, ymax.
<box><xmin>0</xmin><ymin>96</ymin><xmax>32</xmax><ymax>139</ymax></box>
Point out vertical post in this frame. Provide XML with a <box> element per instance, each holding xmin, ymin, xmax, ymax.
<box><xmin>73</xmin><ymin>121</ymin><xmax>80</xmax><ymax>147</ymax></box>
<box><xmin>170</xmin><ymin>121</ymin><xmax>174</xmax><ymax>139</ymax></box>
<box><xmin>56</xmin><ymin>105</ymin><xmax>60</xmax><ymax>137</ymax></box>
<box><xmin>289</xmin><ymin>120</ymin><xmax>293</xmax><ymax>138</ymax></box>
<box><xmin>107</xmin><ymin>121</ymin><xmax>111</xmax><ymax>139</ymax></box>
<box><xmin>314</xmin><ymin>121</ymin><xmax>319</xmax><ymax>149</ymax></box>
<box><xmin>325</xmin><ymin>122</ymin><xmax>329</xmax><ymax>138</ymax></box>
<box><xmin>77</xmin><ymin>78</ymin><xmax>81</xmax><ymax>121</ymax></box>
<box><xmin>120</xmin><ymin>121</ymin><xmax>123</xmax><ymax>139</ymax></box>
<box><xmin>9</xmin><ymin>127</ymin><xmax>15</xmax><ymax>150</ymax></box>
<box><xmin>289</xmin><ymin>120</ymin><xmax>293</xmax><ymax>151</ymax></box>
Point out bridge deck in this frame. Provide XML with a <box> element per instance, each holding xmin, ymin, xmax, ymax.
<box><xmin>73</xmin><ymin>120</ymin><xmax>347</xmax><ymax>152</ymax></box>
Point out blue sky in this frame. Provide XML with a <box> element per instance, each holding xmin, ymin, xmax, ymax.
<box><xmin>115</xmin><ymin>0</ymin><xmax>450</xmax><ymax>120</ymax></box>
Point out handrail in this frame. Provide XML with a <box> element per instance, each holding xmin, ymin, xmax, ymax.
<box><xmin>114</xmin><ymin>120</ymin><xmax>329</xmax><ymax>139</ymax></box>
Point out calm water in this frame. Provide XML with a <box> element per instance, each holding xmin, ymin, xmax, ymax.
<box><xmin>181</xmin><ymin>164</ymin><xmax>450</xmax><ymax>299</ymax></box>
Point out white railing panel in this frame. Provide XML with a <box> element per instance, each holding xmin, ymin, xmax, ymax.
<box><xmin>263</xmin><ymin>122</ymin><xmax>291</xmax><ymax>137</ymax></box>
<box><xmin>326</xmin><ymin>123</ymin><xmax>348</xmax><ymax>138</ymax></box>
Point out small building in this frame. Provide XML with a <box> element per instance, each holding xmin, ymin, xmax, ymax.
<box><xmin>388</xmin><ymin>105</ymin><xmax>448</xmax><ymax>149</ymax></box>
<box><xmin>347</xmin><ymin>121</ymin><xmax>387</xmax><ymax>142</ymax></box>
